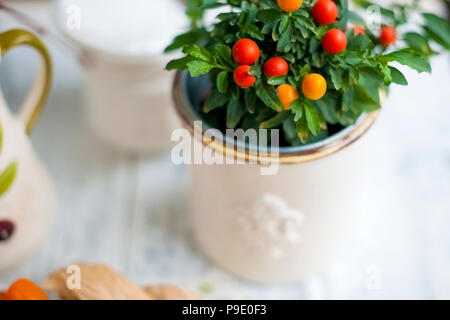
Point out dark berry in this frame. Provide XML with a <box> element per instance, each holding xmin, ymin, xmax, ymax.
<box><xmin>0</xmin><ymin>220</ymin><xmax>15</xmax><ymax>241</ymax></box>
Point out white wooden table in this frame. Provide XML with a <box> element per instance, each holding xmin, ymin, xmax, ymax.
<box><xmin>0</xmin><ymin>0</ymin><xmax>449</xmax><ymax>299</ymax></box>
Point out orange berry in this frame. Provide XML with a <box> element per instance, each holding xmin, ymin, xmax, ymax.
<box><xmin>302</xmin><ymin>73</ymin><xmax>327</xmax><ymax>100</ymax></box>
<box><xmin>277</xmin><ymin>0</ymin><xmax>303</xmax><ymax>12</ymax></box>
<box><xmin>277</xmin><ymin>84</ymin><xmax>299</xmax><ymax>110</ymax></box>
<box><xmin>3</xmin><ymin>278</ymin><xmax>48</xmax><ymax>300</ymax></box>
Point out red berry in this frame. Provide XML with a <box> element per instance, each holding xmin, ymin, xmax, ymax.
<box><xmin>232</xmin><ymin>39</ymin><xmax>260</xmax><ymax>65</ymax></box>
<box><xmin>322</xmin><ymin>29</ymin><xmax>347</xmax><ymax>54</ymax></box>
<box><xmin>353</xmin><ymin>25</ymin><xmax>365</xmax><ymax>35</ymax></box>
<box><xmin>263</xmin><ymin>57</ymin><xmax>289</xmax><ymax>77</ymax></box>
<box><xmin>312</xmin><ymin>0</ymin><xmax>338</xmax><ymax>25</ymax></box>
<box><xmin>379</xmin><ymin>26</ymin><xmax>396</xmax><ymax>47</ymax></box>
<box><xmin>234</xmin><ymin>65</ymin><xmax>256</xmax><ymax>88</ymax></box>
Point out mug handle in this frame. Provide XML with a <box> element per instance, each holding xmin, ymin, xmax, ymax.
<box><xmin>0</xmin><ymin>29</ymin><xmax>52</xmax><ymax>135</ymax></box>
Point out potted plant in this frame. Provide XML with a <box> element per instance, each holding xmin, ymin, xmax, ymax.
<box><xmin>167</xmin><ymin>0</ymin><xmax>450</xmax><ymax>283</ymax></box>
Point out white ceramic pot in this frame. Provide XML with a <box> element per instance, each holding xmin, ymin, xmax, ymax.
<box><xmin>54</xmin><ymin>0</ymin><xmax>186</xmax><ymax>155</ymax></box>
<box><xmin>173</xmin><ymin>72</ymin><xmax>379</xmax><ymax>284</ymax></box>
<box><xmin>0</xmin><ymin>30</ymin><xmax>56</xmax><ymax>271</ymax></box>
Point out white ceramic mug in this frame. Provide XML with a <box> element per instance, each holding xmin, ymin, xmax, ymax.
<box><xmin>54</xmin><ymin>0</ymin><xmax>184</xmax><ymax>155</ymax></box>
<box><xmin>79</xmin><ymin>54</ymin><xmax>179</xmax><ymax>154</ymax></box>
<box><xmin>173</xmin><ymin>72</ymin><xmax>380</xmax><ymax>284</ymax></box>
<box><xmin>0</xmin><ymin>29</ymin><xmax>56</xmax><ymax>271</ymax></box>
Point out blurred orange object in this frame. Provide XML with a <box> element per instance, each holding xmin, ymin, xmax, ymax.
<box><xmin>3</xmin><ymin>278</ymin><xmax>48</xmax><ymax>300</ymax></box>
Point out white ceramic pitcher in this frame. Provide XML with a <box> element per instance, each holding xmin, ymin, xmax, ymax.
<box><xmin>0</xmin><ymin>29</ymin><xmax>55</xmax><ymax>271</ymax></box>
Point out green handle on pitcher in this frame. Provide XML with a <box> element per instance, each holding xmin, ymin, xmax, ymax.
<box><xmin>0</xmin><ymin>29</ymin><xmax>52</xmax><ymax>135</ymax></box>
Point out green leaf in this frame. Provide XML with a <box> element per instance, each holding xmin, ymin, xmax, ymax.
<box><xmin>403</xmin><ymin>32</ymin><xmax>432</xmax><ymax>55</ymax></box>
<box><xmin>279</xmin><ymin>15</ymin><xmax>290</xmax><ymax>34</ymax></box>
<box><xmin>308</xmin><ymin>38</ymin><xmax>321</xmax><ymax>55</ymax></box>
<box><xmin>283</xmin><ymin>116</ymin><xmax>302</xmax><ymax>146</ymax></box>
<box><xmin>165</xmin><ymin>30</ymin><xmax>205</xmax><ymax>52</ymax></box>
<box><xmin>344</xmin><ymin>51</ymin><xmax>364</xmax><ymax>65</ymax></box>
<box><xmin>377</xmin><ymin>63</ymin><xmax>392</xmax><ymax>85</ymax></box>
<box><xmin>313</xmin><ymin>90</ymin><xmax>341</xmax><ymax>125</ymax></box>
<box><xmin>303</xmin><ymin>128</ymin><xmax>330</xmax><ymax>144</ymax></box>
<box><xmin>349</xmin><ymin>67</ymin><xmax>359</xmax><ymax>85</ymax></box>
<box><xmin>245</xmin><ymin>89</ymin><xmax>257</xmax><ymax>114</ymax></box>
<box><xmin>245</xmin><ymin>24</ymin><xmax>264</xmax><ymax>40</ymax></box>
<box><xmin>424</xmin><ymin>27</ymin><xmax>450</xmax><ymax>50</ymax></box>
<box><xmin>238</xmin><ymin>10</ymin><xmax>250</xmax><ymax>28</ymax></box>
<box><xmin>226</xmin><ymin>99</ymin><xmax>245</xmax><ymax>129</ymax></box>
<box><xmin>260</xmin><ymin>110</ymin><xmax>291</xmax><ymax>129</ymax></box>
<box><xmin>296</xmin><ymin>114</ymin><xmax>309</xmax><ymax>142</ymax></box>
<box><xmin>183</xmin><ymin>44</ymin><xmax>214</xmax><ymax>62</ymax></box>
<box><xmin>165</xmin><ymin>56</ymin><xmax>194</xmax><ymax>71</ymax></box>
<box><xmin>311</xmin><ymin>51</ymin><xmax>325</xmax><ymax>68</ymax></box>
<box><xmin>203</xmin><ymin>89</ymin><xmax>229</xmax><ymax>113</ymax></box>
<box><xmin>261</xmin><ymin>22</ymin><xmax>274</xmax><ymax>35</ymax></box>
<box><xmin>342</xmin><ymin>87</ymin><xmax>355</xmax><ymax>112</ymax></box>
<box><xmin>299</xmin><ymin>64</ymin><xmax>311</xmax><ymax>77</ymax></box>
<box><xmin>249</xmin><ymin>62</ymin><xmax>262</xmax><ymax>78</ymax></box>
<box><xmin>0</xmin><ymin>162</ymin><xmax>17</xmax><ymax>197</ymax></box>
<box><xmin>353</xmin><ymin>85</ymin><xmax>379</xmax><ymax>112</ymax></box>
<box><xmin>202</xmin><ymin>0</ymin><xmax>221</xmax><ymax>9</ymax></box>
<box><xmin>277</xmin><ymin>28</ymin><xmax>292</xmax><ymax>53</ymax></box>
<box><xmin>304</xmin><ymin>103</ymin><xmax>321</xmax><ymax>135</ymax></box>
<box><xmin>380</xmin><ymin>7</ymin><xmax>396</xmax><ymax>22</ymax></box>
<box><xmin>216</xmin><ymin>71</ymin><xmax>229</xmax><ymax>93</ymax></box>
<box><xmin>358</xmin><ymin>70</ymin><xmax>382</xmax><ymax>103</ymax></box>
<box><xmin>347</xmin><ymin>10</ymin><xmax>365</xmax><ymax>25</ymax></box>
<box><xmin>383</xmin><ymin>49</ymin><xmax>431</xmax><ymax>73</ymax></box>
<box><xmin>423</xmin><ymin>13</ymin><xmax>450</xmax><ymax>48</ymax></box>
<box><xmin>329</xmin><ymin>66</ymin><xmax>344</xmax><ymax>90</ymax></box>
<box><xmin>217</xmin><ymin>12</ymin><xmax>237</xmax><ymax>22</ymax></box>
<box><xmin>241</xmin><ymin>113</ymin><xmax>260</xmax><ymax>132</ymax></box>
<box><xmin>256</xmin><ymin>107</ymin><xmax>276</xmax><ymax>123</ymax></box>
<box><xmin>337</xmin><ymin>0</ymin><xmax>350</xmax><ymax>29</ymax></box>
<box><xmin>187</xmin><ymin>60</ymin><xmax>214</xmax><ymax>76</ymax></box>
<box><xmin>257</xmin><ymin>9</ymin><xmax>283</xmax><ymax>23</ymax></box>
<box><xmin>348</xmin><ymin>34</ymin><xmax>373</xmax><ymax>52</ymax></box>
<box><xmin>293</xmin><ymin>16</ymin><xmax>316</xmax><ymax>34</ymax></box>
<box><xmin>215</xmin><ymin>44</ymin><xmax>234</xmax><ymax>68</ymax></box>
<box><xmin>267</xmin><ymin>76</ymin><xmax>286</xmax><ymax>86</ymax></box>
<box><xmin>255</xmin><ymin>80</ymin><xmax>283</xmax><ymax>112</ymax></box>
<box><xmin>290</xmin><ymin>99</ymin><xmax>303</xmax><ymax>122</ymax></box>
<box><xmin>389</xmin><ymin>66</ymin><xmax>408</xmax><ymax>85</ymax></box>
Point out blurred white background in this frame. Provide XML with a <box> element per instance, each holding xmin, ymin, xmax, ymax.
<box><xmin>0</xmin><ymin>0</ymin><xmax>449</xmax><ymax>299</ymax></box>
